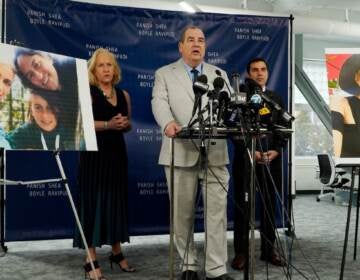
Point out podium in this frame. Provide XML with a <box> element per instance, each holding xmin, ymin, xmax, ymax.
<box><xmin>168</xmin><ymin>126</ymin><xmax>292</xmax><ymax>280</ymax></box>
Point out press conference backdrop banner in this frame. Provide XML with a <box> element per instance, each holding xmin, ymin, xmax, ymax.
<box><xmin>5</xmin><ymin>0</ymin><xmax>290</xmax><ymax>241</ymax></box>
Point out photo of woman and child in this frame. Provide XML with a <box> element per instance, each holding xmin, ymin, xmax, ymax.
<box><xmin>0</xmin><ymin>43</ymin><xmax>88</xmax><ymax>150</ymax></box>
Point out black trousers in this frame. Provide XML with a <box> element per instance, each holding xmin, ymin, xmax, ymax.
<box><xmin>232</xmin><ymin>145</ymin><xmax>282</xmax><ymax>258</ymax></box>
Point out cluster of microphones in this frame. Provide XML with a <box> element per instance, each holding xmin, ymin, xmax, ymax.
<box><xmin>189</xmin><ymin>70</ymin><xmax>294</xmax><ymax>130</ymax></box>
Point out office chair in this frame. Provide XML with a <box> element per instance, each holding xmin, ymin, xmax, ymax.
<box><xmin>316</xmin><ymin>154</ymin><xmax>349</xmax><ymax>202</ymax></box>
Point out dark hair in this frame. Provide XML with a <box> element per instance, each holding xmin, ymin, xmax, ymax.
<box><xmin>13</xmin><ymin>48</ymin><xmax>51</xmax><ymax>90</ymax></box>
<box><xmin>28</xmin><ymin>89</ymin><xmax>60</xmax><ymax>122</ymax></box>
<box><xmin>246</xmin><ymin>57</ymin><xmax>269</xmax><ymax>74</ymax></box>
<box><xmin>179</xmin><ymin>25</ymin><xmax>203</xmax><ymax>43</ymax></box>
<box><xmin>339</xmin><ymin>54</ymin><xmax>360</xmax><ymax>95</ymax></box>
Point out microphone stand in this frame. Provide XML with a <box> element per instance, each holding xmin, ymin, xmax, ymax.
<box><xmin>207</xmin><ymin>90</ymin><xmax>218</xmax><ymax>127</ymax></box>
<box><xmin>236</xmin><ymin>108</ymin><xmax>267</xmax><ymax>280</ymax></box>
<box><xmin>232</xmin><ymin>106</ymin><xmax>254</xmax><ymax>280</ymax></box>
<box><xmin>198</xmin><ymin>96</ymin><xmax>208</xmax><ymax>172</ymax></box>
<box><xmin>242</xmin><ymin>128</ymin><xmax>259</xmax><ymax>280</ymax></box>
<box><xmin>208</xmin><ymin>99</ymin><xmax>214</xmax><ymax>127</ymax></box>
<box><xmin>0</xmin><ymin>150</ymin><xmax>99</xmax><ymax>280</ymax></box>
<box><xmin>248</xmin><ymin>133</ymin><xmax>256</xmax><ymax>280</ymax></box>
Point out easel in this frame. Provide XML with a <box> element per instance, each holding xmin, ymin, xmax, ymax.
<box><xmin>0</xmin><ymin>0</ymin><xmax>100</xmax><ymax>276</ymax></box>
<box><xmin>336</xmin><ymin>159</ymin><xmax>360</xmax><ymax>280</ymax></box>
<box><xmin>0</xmin><ymin>148</ymin><xmax>7</xmax><ymax>254</ymax></box>
<box><xmin>0</xmin><ymin>149</ymin><xmax>100</xmax><ymax>280</ymax></box>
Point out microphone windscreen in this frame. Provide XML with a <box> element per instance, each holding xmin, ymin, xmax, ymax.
<box><xmin>239</xmin><ymin>83</ymin><xmax>249</xmax><ymax>93</ymax></box>
<box><xmin>245</xmin><ymin>78</ymin><xmax>260</xmax><ymax>88</ymax></box>
<box><xmin>245</xmin><ymin>78</ymin><xmax>262</xmax><ymax>95</ymax></box>
<box><xmin>197</xmin><ymin>74</ymin><xmax>208</xmax><ymax>84</ymax></box>
<box><xmin>213</xmin><ymin>77</ymin><xmax>224</xmax><ymax>91</ymax></box>
<box><xmin>218</xmin><ymin>91</ymin><xmax>230</xmax><ymax>102</ymax></box>
<box><xmin>231</xmin><ymin>72</ymin><xmax>240</xmax><ymax>78</ymax></box>
<box><xmin>250</xmin><ymin>93</ymin><xmax>262</xmax><ymax>106</ymax></box>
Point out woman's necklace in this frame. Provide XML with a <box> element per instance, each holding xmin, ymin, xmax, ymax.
<box><xmin>102</xmin><ymin>87</ymin><xmax>115</xmax><ymax>99</ymax></box>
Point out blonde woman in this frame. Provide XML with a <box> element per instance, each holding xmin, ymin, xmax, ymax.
<box><xmin>73</xmin><ymin>48</ymin><xmax>134</xmax><ymax>280</ymax></box>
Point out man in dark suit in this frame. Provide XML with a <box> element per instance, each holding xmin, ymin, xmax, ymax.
<box><xmin>152</xmin><ymin>26</ymin><xmax>234</xmax><ymax>280</ymax></box>
<box><xmin>231</xmin><ymin>57</ymin><xmax>287</xmax><ymax>270</ymax></box>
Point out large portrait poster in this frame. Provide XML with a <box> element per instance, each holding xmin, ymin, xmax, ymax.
<box><xmin>0</xmin><ymin>43</ymin><xmax>97</xmax><ymax>151</ymax></box>
<box><xmin>325</xmin><ymin>49</ymin><xmax>360</xmax><ymax>158</ymax></box>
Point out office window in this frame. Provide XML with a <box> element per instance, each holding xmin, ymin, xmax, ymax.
<box><xmin>294</xmin><ymin>60</ymin><xmax>333</xmax><ymax>156</ymax></box>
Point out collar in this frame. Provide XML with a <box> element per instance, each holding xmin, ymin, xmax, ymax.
<box><xmin>182</xmin><ymin>59</ymin><xmax>203</xmax><ymax>78</ymax></box>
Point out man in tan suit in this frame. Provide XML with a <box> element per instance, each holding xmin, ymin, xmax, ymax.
<box><xmin>152</xmin><ymin>26</ymin><xmax>234</xmax><ymax>280</ymax></box>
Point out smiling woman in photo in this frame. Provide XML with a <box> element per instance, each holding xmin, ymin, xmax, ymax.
<box><xmin>6</xmin><ymin>90</ymin><xmax>75</xmax><ymax>150</ymax></box>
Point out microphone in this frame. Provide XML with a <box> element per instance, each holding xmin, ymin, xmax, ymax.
<box><xmin>245</xmin><ymin>78</ymin><xmax>294</xmax><ymax>124</ymax></box>
<box><xmin>248</xmin><ymin>92</ymin><xmax>272</xmax><ymax>124</ymax></box>
<box><xmin>249</xmin><ymin>93</ymin><xmax>262</xmax><ymax>108</ymax></box>
<box><xmin>191</xmin><ymin>74</ymin><xmax>208</xmax><ymax>122</ymax></box>
<box><xmin>215</xmin><ymin>69</ymin><xmax>233</xmax><ymax>95</ymax></box>
<box><xmin>231</xmin><ymin>72</ymin><xmax>247</xmax><ymax>105</ymax></box>
<box><xmin>238</xmin><ymin>83</ymin><xmax>248</xmax><ymax>104</ymax></box>
<box><xmin>256</xmin><ymin>86</ymin><xmax>295</xmax><ymax>124</ymax></box>
<box><xmin>207</xmin><ymin>77</ymin><xmax>224</xmax><ymax>121</ymax></box>
<box><xmin>193</xmin><ymin>74</ymin><xmax>209</xmax><ymax>95</ymax></box>
<box><xmin>260</xmin><ymin>93</ymin><xmax>282</xmax><ymax>111</ymax></box>
<box><xmin>217</xmin><ymin>90</ymin><xmax>230</xmax><ymax>124</ymax></box>
<box><xmin>245</xmin><ymin>78</ymin><xmax>263</xmax><ymax>95</ymax></box>
<box><xmin>208</xmin><ymin>77</ymin><xmax>224</xmax><ymax>99</ymax></box>
<box><xmin>213</xmin><ymin>77</ymin><xmax>224</xmax><ymax>93</ymax></box>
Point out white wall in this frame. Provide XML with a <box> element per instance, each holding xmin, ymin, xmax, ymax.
<box><xmin>303</xmin><ymin>36</ymin><xmax>360</xmax><ymax>60</ymax></box>
<box><xmin>294</xmin><ymin>157</ymin><xmax>321</xmax><ymax>191</ymax></box>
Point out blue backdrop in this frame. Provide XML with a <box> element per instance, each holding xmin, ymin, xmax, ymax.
<box><xmin>4</xmin><ymin>0</ymin><xmax>290</xmax><ymax>241</ymax></box>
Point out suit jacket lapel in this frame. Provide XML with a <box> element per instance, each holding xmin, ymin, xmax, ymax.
<box><xmin>202</xmin><ymin>62</ymin><xmax>211</xmax><ymax>79</ymax></box>
<box><xmin>172</xmin><ymin>59</ymin><xmax>195</xmax><ymax>101</ymax></box>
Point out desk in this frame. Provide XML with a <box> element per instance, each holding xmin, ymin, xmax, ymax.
<box><xmin>335</xmin><ymin>158</ymin><xmax>360</xmax><ymax>280</ymax></box>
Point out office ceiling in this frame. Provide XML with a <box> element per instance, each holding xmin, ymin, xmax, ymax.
<box><xmin>161</xmin><ymin>0</ymin><xmax>360</xmax><ymax>23</ymax></box>
<box><xmin>66</xmin><ymin>1</ymin><xmax>360</xmax><ymax>24</ymax></box>
<box><xmin>4</xmin><ymin>0</ymin><xmax>360</xmax><ymax>39</ymax></box>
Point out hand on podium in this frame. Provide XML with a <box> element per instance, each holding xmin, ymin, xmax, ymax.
<box><xmin>164</xmin><ymin>121</ymin><xmax>182</xmax><ymax>138</ymax></box>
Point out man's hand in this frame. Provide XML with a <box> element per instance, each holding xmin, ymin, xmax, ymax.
<box><xmin>255</xmin><ymin>151</ymin><xmax>262</xmax><ymax>162</ymax></box>
<box><xmin>164</xmin><ymin>120</ymin><xmax>182</xmax><ymax>137</ymax></box>
<box><xmin>256</xmin><ymin>150</ymin><xmax>279</xmax><ymax>164</ymax></box>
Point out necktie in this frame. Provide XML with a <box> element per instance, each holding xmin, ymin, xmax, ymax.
<box><xmin>191</xmin><ymin>68</ymin><xmax>199</xmax><ymax>83</ymax></box>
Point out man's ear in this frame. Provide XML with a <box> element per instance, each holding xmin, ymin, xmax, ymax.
<box><xmin>178</xmin><ymin>41</ymin><xmax>183</xmax><ymax>55</ymax></box>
